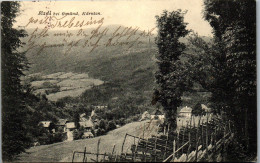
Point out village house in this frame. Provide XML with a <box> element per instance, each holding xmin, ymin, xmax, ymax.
<box><xmin>179</xmin><ymin>106</ymin><xmax>192</xmax><ymax>118</ymax></box>
<box><xmin>56</xmin><ymin>119</ymin><xmax>68</xmax><ymax>132</ymax></box>
<box><xmin>79</xmin><ymin>119</ymin><xmax>95</xmax><ymax>139</ymax></box>
<box><xmin>38</xmin><ymin>121</ymin><xmax>55</xmax><ymax>133</ymax></box>
<box><xmin>201</xmin><ymin>104</ymin><xmax>212</xmax><ymax>113</ymax></box>
<box><xmin>79</xmin><ymin>120</ymin><xmax>94</xmax><ymax>131</ymax></box>
<box><xmin>141</xmin><ymin>111</ymin><xmax>151</xmax><ymax>121</ymax></box>
<box><xmin>82</xmin><ymin>131</ymin><xmax>94</xmax><ymax>139</ymax></box>
<box><xmin>94</xmin><ymin>105</ymin><xmax>107</xmax><ymax>110</ymax></box>
<box><xmin>66</xmin><ymin>122</ymin><xmax>76</xmax><ymax>132</ymax></box>
<box><xmin>66</xmin><ymin>122</ymin><xmax>76</xmax><ymax>141</ymax></box>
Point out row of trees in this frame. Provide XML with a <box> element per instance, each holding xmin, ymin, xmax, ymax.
<box><xmin>1</xmin><ymin>2</ymin><xmax>31</xmax><ymax>160</ymax></box>
<box><xmin>153</xmin><ymin>0</ymin><xmax>256</xmax><ymax>160</ymax></box>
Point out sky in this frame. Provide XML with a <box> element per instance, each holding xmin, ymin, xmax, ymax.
<box><xmin>14</xmin><ymin>0</ymin><xmax>213</xmax><ymax>37</ymax></box>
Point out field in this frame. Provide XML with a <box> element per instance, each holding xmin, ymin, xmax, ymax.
<box><xmin>16</xmin><ymin>116</ymin><xmax>209</xmax><ymax>162</ymax></box>
<box><xmin>17</xmin><ymin>120</ymin><xmax>160</xmax><ymax>162</ymax></box>
<box><xmin>26</xmin><ymin>72</ymin><xmax>104</xmax><ymax>101</ymax></box>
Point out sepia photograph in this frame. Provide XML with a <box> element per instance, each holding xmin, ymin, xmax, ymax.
<box><xmin>1</xmin><ymin>0</ymin><xmax>257</xmax><ymax>162</ymax></box>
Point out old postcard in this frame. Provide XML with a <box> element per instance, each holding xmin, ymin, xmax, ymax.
<box><xmin>1</xmin><ymin>0</ymin><xmax>256</xmax><ymax>162</ymax></box>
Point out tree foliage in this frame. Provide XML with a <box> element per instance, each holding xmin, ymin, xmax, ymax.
<box><xmin>192</xmin><ymin>103</ymin><xmax>206</xmax><ymax>116</ymax></box>
<box><xmin>153</xmin><ymin>10</ymin><xmax>190</xmax><ymax>132</ymax></box>
<box><xmin>203</xmin><ymin>0</ymin><xmax>256</xmax><ymax>153</ymax></box>
<box><xmin>1</xmin><ymin>1</ymin><xmax>30</xmax><ymax>160</ymax></box>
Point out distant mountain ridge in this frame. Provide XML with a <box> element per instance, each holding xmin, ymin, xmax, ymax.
<box><xmin>21</xmin><ymin>24</ymin><xmax>212</xmax><ymax>105</ymax></box>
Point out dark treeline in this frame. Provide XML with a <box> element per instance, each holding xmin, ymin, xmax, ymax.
<box><xmin>154</xmin><ymin>0</ymin><xmax>256</xmax><ymax>161</ymax></box>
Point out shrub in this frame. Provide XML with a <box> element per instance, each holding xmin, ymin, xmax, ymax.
<box><xmin>119</xmin><ymin>118</ymin><xmax>126</xmax><ymax>126</ymax></box>
<box><xmin>99</xmin><ymin>119</ymin><xmax>106</xmax><ymax>130</ymax></box>
<box><xmin>106</xmin><ymin>121</ymin><xmax>116</xmax><ymax>132</ymax></box>
<box><xmin>52</xmin><ymin>132</ymin><xmax>66</xmax><ymax>143</ymax></box>
<box><xmin>96</xmin><ymin>128</ymin><xmax>102</xmax><ymax>136</ymax></box>
<box><xmin>73</xmin><ymin>129</ymin><xmax>84</xmax><ymax>140</ymax></box>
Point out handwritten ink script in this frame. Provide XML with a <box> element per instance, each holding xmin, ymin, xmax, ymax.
<box><xmin>22</xmin><ymin>11</ymin><xmax>156</xmax><ymax>55</ymax></box>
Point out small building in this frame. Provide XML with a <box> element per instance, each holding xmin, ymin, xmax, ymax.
<box><xmin>151</xmin><ymin>109</ymin><xmax>165</xmax><ymax>120</ymax></box>
<box><xmin>66</xmin><ymin>122</ymin><xmax>76</xmax><ymax>131</ymax></box>
<box><xmin>38</xmin><ymin>121</ymin><xmax>55</xmax><ymax>133</ymax></box>
<box><xmin>82</xmin><ymin>131</ymin><xmax>94</xmax><ymax>139</ymax></box>
<box><xmin>80</xmin><ymin>113</ymin><xmax>88</xmax><ymax>122</ymax></box>
<box><xmin>39</xmin><ymin>121</ymin><xmax>52</xmax><ymax>128</ymax></box>
<box><xmin>179</xmin><ymin>106</ymin><xmax>192</xmax><ymax>118</ymax></box>
<box><xmin>140</xmin><ymin>111</ymin><xmax>151</xmax><ymax>121</ymax></box>
<box><xmin>94</xmin><ymin>105</ymin><xmax>107</xmax><ymax>110</ymax></box>
<box><xmin>79</xmin><ymin>120</ymin><xmax>94</xmax><ymax>131</ymax></box>
<box><xmin>201</xmin><ymin>104</ymin><xmax>212</xmax><ymax>113</ymax></box>
<box><xmin>65</xmin><ymin>122</ymin><xmax>76</xmax><ymax>141</ymax></box>
<box><xmin>56</xmin><ymin>119</ymin><xmax>68</xmax><ymax>132</ymax></box>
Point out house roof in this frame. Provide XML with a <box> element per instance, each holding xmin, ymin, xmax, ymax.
<box><xmin>83</xmin><ymin>131</ymin><xmax>94</xmax><ymax>137</ymax></box>
<box><xmin>142</xmin><ymin>111</ymin><xmax>150</xmax><ymax>115</ymax></box>
<box><xmin>79</xmin><ymin>120</ymin><xmax>94</xmax><ymax>128</ymax></box>
<box><xmin>180</xmin><ymin>106</ymin><xmax>192</xmax><ymax>113</ymax></box>
<box><xmin>56</xmin><ymin>119</ymin><xmax>68</xmax><ymax>126</ymax></box>
<box><xmin>66</xmin><ymin>122</ymin><xmax>76</xmax><ymax>129</ymax></box>
<box><xmin>94</xmin><ymin>106</ymin><xmax>107</xmax><ymax>109</ymax></box>
<box><xmin>39</xmin><ymin>121</ymin><xmax>52</xmax><ymax>128</ymax></box>
<box><xmin>201</xmin><ymin>104</ymin><xmax>211</xmax><ymax>112</ymax></box>
<box><xmin>80</xmin><ymin>113</ymin><xmax>86</xmax><ymax>118</ymax></box>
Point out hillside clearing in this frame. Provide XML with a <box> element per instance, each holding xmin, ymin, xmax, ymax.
<box><xmin>17</xmin><ymin>120</ymin><xmax>160</xmax><ymax>162</ymax></box>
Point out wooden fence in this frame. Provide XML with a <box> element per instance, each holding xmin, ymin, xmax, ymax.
<box><xmin>72</xmin><ymin>114</ymin><xmax>233</xmax><ymax>162</ymax></box>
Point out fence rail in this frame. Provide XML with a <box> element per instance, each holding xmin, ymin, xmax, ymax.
<box><xmin>72</xmin><ymin>114</ymin><xmax>233</xmax><ymax>162</ymax></box>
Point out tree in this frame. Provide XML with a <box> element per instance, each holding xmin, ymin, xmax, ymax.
<box><xmin>1</xmin><ymin>2</ymin><xmax>30</xmax><ymax>160</ymax></box>
<box><xmin>153</xmin><ymin>10</ymin><xmax>190</xmax><ymax>133</ymax></box>
<box><xmin>73</xmin><ymin>109</ymin><xmax>80</xmax><ymax>129</ymax></box>
<box><xmin>99</xmin><ymin>119</ymin><xmax>106</xmax><ymax>130</ymax></box>
<box><xmin>203</xmin><ymin>0</ymin><xmax>256</xmax><ymax>154</ymax></box>
<box><xmin>106</xmin><ymin>121</ymin><xmax>116</xmax><ymax>132</ymax></box>
<box><xmin>192</xmin><ymin>103</ymin><xmax>205</xmax><ymax>116</ymax></box>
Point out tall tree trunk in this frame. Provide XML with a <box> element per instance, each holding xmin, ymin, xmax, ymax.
<box><xmin>165</xmin><ymin>106</ymin><xmax>177</xmax><ymax>137</ymax></box>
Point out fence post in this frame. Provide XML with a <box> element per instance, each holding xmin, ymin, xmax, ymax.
<box><xmin>115</xmin><ymin>153</ymin><xmax>118</xmax><ymax>162</ymax></box>
<box><xmin>206</xmin><ymin>113</ymin><xmax>209</xmax><ymax>159</ymax></box>
<box><xmin>223</xmin><ymin>124</ymin><xmax>227</xmax><ymax>162</ymax></box>
<box><xmin>121</xmin><ymin>134</ymin><xmax>127</xmax><ymax>155</ymax></box>
<box><xmin>186</xmin><ymin>144</ymin><xmax>191</xmax><ymax>161</ymax></box>
<box><xmin>195</xmin><ymin>136</ymin><xmax>201</xmax><ymax>162</ymax></box>
<box><xmin>171</xmin><ymin>140</ymin><xmax>176</xmax><ymax>162</ymax></box>
<box><xmin>176</xmin><ymin>131</ymin><xmax>180</xmax><ymax>157</ymax></box>
<box><xmin>143</xmin><ymin>123</ymin><xmax>145</xmax><ymax>139</ymax></box>
<box><xmin>83</xmin><ymin>147</ymin><xmax>86</xmax><ymax>162</ymax></box>
<box><xmin>145</xmin><ymin>139</ymin><xmax>148</xmax><ymax>162</ymax></box>
<box><xmin>201</xmin><ymin>119</ymin><xmax>204</xmax><ymax>148</ymax></box>
<box><xmin>96</xmin><ymin>138</ymin><xmax>101</xmax><ymax>162</ymax></box>
<box><xmin>154</xmin><ymin>136</ymin><xmax>158</xmax><ymax>162</ymax></box>
<box><xmin>134</xmin><ymin>136</ymin><xmax>140</xmax><ymax>162</ymax></box>
<box><xmin>182</xmin><ymin>126</ymin><xmax>186</xmax><ymax>153</ymax></box>
<box><xmin>163</xmin><ymin>139</ymin><xmax>168</xmax><ymax>160</ymax></box>
<box><xmin>112</xmin><ymin>144</ymin><xmax>116</xmax><ymax>155</ymax></box>
<box><xmin>72</xmin><ymin>151</ymin><xmax>75</xmax><ymax>163</ymax></box>
<box><xmin>167</xmin><ymin>123</ymin><xmax>170</xmax><ymax>138</ymax></box>
<box><xmin>193</xmin><ymin>116</ymin><xmax>196</xmax><ymax>127</ymax></box>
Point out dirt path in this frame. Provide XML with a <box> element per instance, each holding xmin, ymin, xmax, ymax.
<box><xmin>17</xmin><ymin>120</ymin><xmax>160</xmax><ymax>162</ymax></box>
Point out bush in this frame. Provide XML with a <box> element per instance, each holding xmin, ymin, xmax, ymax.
<box><xmin>106</xmin><ymin>121</ymin><xmax>116</xmax><ymax>132</ymax></box>
<box><xmin>73</xmin><ymin>129</ymin><xmax>84</xmax><ymax>140</ymax></box>
<box><xmin>38</xmin><ymin>132</ymin><xmax>52</xmax><ymax>145</ymax></box>
<box><xmin>119</xmin><ymin>118</ymin><xmax>126</xmax><ymax>126</ymax></box>
<box><xmin>101</xmin><ymin>129</ymin><xmax>106</xmax><ymax>135</ymax></box>
<box><xmin>99</xmin><ymin>119</ymin><xmax>106</xmax><ymax>130</ymax></box>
